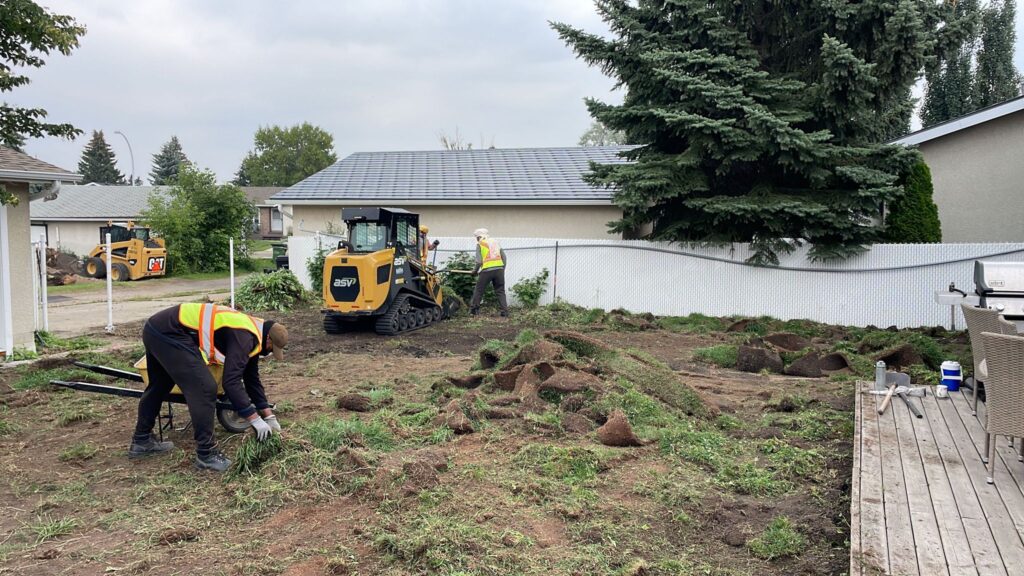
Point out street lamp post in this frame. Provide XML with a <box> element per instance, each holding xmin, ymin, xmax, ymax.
<box><xmin>114</xmin><ymin>130</ymin><xmax>135</xmax><ymax>185</ymax></box>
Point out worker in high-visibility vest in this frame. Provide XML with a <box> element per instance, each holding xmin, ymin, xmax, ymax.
<box><xmin>470</xmin><ymin>228</ymin><xmax>508</xmax><ymax>317</ymax></box>
<box><xmin>127</xmin><ymin>303</ymin><xmax>289</xmax><ymax>472</ymax></box>
<box><xmin>419</xmin><ymin>225</ymin><xmax>440</xmax><ymax>263</ymax></box>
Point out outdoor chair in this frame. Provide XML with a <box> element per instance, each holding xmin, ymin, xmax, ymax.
<box><xmin>961</xmin><ymin>304</ymin><xmax>1002</xmax><ymax>417</ymax></box>
<box><xmin>999</xmin><ymin>317</ymin><xmax>1021</xmax><ymax>335</ymax></box>
<box><xmin>979</xmin><ymin>332</ymin><xmax>1024</xmax><ymax>484</ymax></box>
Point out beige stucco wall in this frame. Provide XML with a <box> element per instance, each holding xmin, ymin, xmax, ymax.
<box><xmin>31</xmin><ymin>220</ymin><xmax>103</xmax><ymax>257</ymax></box>
<box><xmin>917</xmin><ymin>111</ymin><xmax>1024</xmax><ymax>242</ymax></box>
<box><xmin>289</xmin><ymin>204</ymin><xmax>624</xmax><ymax>239</ymax></box>
<box><xmin>7</xmin><ymin>186</ymin><xmax>36</xmax><ymax>351</ymax></box>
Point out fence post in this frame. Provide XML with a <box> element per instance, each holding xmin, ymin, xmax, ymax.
<box><xmin>229</xmin><ymin>237</ymin><xmax>235</xmax><ymax>308</ymax></box>
<box><xmin>38</xmin><ymin>234</ymin><xmax>48</xmax><ymax>332</ymax></box>
<box><xmin>553</xmin><ymin>241</ymin><xmax>559</xmax><ymax>302</ymax></box>
<box><xmin>105</xmin><ymin>233</ymin><xmax>114</xmax><ymax>333</ymax></box>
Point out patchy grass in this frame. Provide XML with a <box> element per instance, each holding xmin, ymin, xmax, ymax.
<box><xmin>29</xmin><ymin>514</ymin><xmax>79</xmax><ymax>544</ymax></box>
<box><xmin>0</xmin><ymin>418</ymin><xmax>16</xmax><ymax>437</ymax></box>
<box><xmin>692</xmin><ymin>344</ymin><xmax>738</xmax><ymax>368</ymax></box>
<box><xmin>36</xmin><ymin>331</ymin><xmax>103</xmax><ymax>352</ymax></box>
<box><xmin>58</xmin><ymin>442</ymin><xmax>100</xmax><ymax>462</ymax></box>
<box><xmin>55</xmin><ymin>397</ymin><xmax>100</xmax><ymax>426</ymax></box>
<box><xmin>658</xmin><ymin>313</ymin><xmax>729</xmax><ymax>333</ymax></box>
<box><xmin>759</xmin><ymin>438</ymin><xmax>828</xmax><ymax>482</ymax></box>
<box><xmin>302</xmin><ymin>415</ymin><xmax>395</xmax><ymax>452</ymax></box>
<box><xmin>229</xmin><ymin>434</ymin><xmax>285</xmax><ymax>478</ymax></box>
<box><xmin>748</xmin><ymin>516</ymin><xmax>806</xmax><ymax>560</ymax></box>
<box><xmin>513</xmin><ymin>444</ymin><xmax>610</xmax><ymax>484</ymax></box>
<box><xmin>763</xmin><ymin>407</ymin><xmax>854</xmax><ymax>442</ymax></box>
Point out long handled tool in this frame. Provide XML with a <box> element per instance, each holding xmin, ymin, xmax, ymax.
<box><xmin>898</xmin><ymin>392</ymin><xmax>924</xmax><ymax>418</ymax></box>
<box><xmin>878</xmin><ymin>384</ymin><xmax>897</xmax><ymax>415</ymax></box>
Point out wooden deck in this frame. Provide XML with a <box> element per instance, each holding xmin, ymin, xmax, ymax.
<box><xmin>851</xmin><ymin>381</ymin><xmax>1024</xmax><ymax>575</ymax></box>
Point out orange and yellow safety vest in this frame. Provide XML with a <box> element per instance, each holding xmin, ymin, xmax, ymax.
<box><xmin>479</xmin><ymin>239</ymin><xmax>504</xmax><ymax>270</ymax></box>
<box><xmin>178</xmin><ymin>303</ymin><xmax>263</xmax><ymax>365</ymax></box>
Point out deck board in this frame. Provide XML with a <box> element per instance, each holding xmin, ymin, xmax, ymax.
<box><xmin>852</xmin><ymin>382</ymin><xmax>1024</xmax><ymax>575</ymax></box>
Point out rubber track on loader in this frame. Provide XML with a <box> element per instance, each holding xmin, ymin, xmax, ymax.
<box><xmin>373</xmin><ymin>293</ymin><xmax>442</xmax><ymax>336</ymax></box>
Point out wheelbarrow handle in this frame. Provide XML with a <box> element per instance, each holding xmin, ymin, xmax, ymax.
<box><xmin>72</xmin><ymin>361</ymin><xmax>144</xmax><ymax>382</ymax></box>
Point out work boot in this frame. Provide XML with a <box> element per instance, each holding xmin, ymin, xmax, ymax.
<box><xmin>195</xmin><ymin>451</ymin><xmax>232</xmax><ymax>472</ymax></box>
<box><xmin>128</xmin><ymin>435</ymin><xmax>175</xmax><ymax>459</ymax></box>
<box><xmin>500</xmin><ymin>310</ymin><xmax>509</xmax><ymax>318</ymax></box>
<box><xmin>470</xmin><ymin>307</ymin><xmax>480</xmax><ymax>316</ymax></box>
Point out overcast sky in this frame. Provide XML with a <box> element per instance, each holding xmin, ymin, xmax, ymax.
<box><xmin>13</xmin><ymin>1</ymin><xmax>1024</xmax><ymax>183</ymax></box>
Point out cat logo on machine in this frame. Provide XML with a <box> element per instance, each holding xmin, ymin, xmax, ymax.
<box><xmin>147</xmin><ymin>257</ymin><xmax>165</xmax><ymax>272</ymax></box>
<box><xmin>333</xmin><ymin>277</ymin><xmax>357</xmax><ymax>288</ymax></box>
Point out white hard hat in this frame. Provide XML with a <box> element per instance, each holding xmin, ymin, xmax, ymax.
<box><xmin>473</xmin><ymin>228</ymin><xmax>489</xmax><ymax>238</ymax></box>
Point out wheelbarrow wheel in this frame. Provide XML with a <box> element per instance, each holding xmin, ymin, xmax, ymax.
<box><xmin>217</xmin><ymin>408</ymin><xmax>250</xmax><ymax>434</ymax></box>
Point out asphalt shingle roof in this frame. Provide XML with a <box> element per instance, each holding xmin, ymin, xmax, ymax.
<box><xmin>0</xmin><ymin>146</ymin><xmax>80</xmax><ymax>181</ymax></box>
<box><xmin>270</xmin><ymin>146</ymin><xmax>635</xmax><ymax>203</ymax></box>
<box><xmin>30</xmin><ymin>185</ymin><xmax>166</xmax><ymax>220</ymax></box>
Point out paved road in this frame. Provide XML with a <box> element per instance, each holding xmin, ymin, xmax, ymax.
<box><xmin>45</xmin><ymin>276</ymin><xmax>242</xmax><ymax>336</ymax></box>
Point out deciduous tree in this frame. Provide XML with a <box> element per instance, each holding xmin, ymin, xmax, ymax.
<box><xmin>0</xmin><ymin>0</ymin><xmax>85</xmax><ymax>204</ymax></box>
<box><xmin>142</xmin><ymin>165</ymin><xmax>257</xmax><ymax>274</ymax></box>
<box><xmin>236</xmin><ymin>123</ymin><xmax>337</xmax><ymax>186</ymax></box>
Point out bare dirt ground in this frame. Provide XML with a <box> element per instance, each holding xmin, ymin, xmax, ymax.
<box><xmin>0</xmin><ymin>306</ymin><xmax>857</xmax><ymax>576</ymax></box>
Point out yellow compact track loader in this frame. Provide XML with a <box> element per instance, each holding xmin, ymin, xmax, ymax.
<box><xmin>321</xmin><ymin>207</ymin><xmax>456</xmax><ymax>335</ymax></box>
<box><xmin>83</xmin><ymin>222</ymin><xmax>168</xmax><ymax>281</ymax></box>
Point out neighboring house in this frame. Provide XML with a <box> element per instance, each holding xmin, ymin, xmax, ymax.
<box><xmin>30</xmin><ymin>185</ymin><xmax>165</xmax><ymax>257</ymax></box>
<box><xmin>240</xmin><ymin>186</ymin><xmax>289</xmax><ymax>239</ymax></box>
<box><xmin>0</xmin><ymin>147</ymin><xmax>81</xmax><ymax>357</ymax></box>
<box><xmin>893</xmin><ymin>96</ymin><xmax>1024</xmax><ymax>242</ymax></box>
<box><xmin>270</xmin><ymin>146</ymin><xmax>633</xmax><ymax>239</ymax></box>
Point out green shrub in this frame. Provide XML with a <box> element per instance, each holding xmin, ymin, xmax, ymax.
<box><xmin>235</xmin><ymin>270</ymin><xmax>308</xmax><ymax>312</ymax></box>
<box><xmin>141</xmin><ymin>165</ymin><xmax>257</xmax><ymax>274</ymax></box>
<box><xmin>511</xmin><ymin>268</ymin><xmax>549</xmax><ymax>308</ymax></box>
<box><xmin>439</xmin><ymin>251</ymin><xmax>496</xmax><ymax>306</ymax></box>
<box><xmin>885</xmin><ymin>160</ymin><xmax>941</xmax><ymax>243</ymax></box>
<box><xmin>305</xmin><ymin>248</ymin><xmax>328</xmax><ymax>293</ymax></box>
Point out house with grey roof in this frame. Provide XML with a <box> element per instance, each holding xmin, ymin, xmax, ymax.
<box><xmin>30</xmin><ymin>185</ymin><xmax>168</xmax><ymax>257</ymax></box>
<box><xmin>269</xmin><ymin>146</ymin><xmax>633</xmax><ymax>239</ymax></box>
<box><xmin>30</xmin><ymin>185</ymin><xmax>292</xmax><ymax>255</ymax></box>
<box><xmin>891</xmin><ymin>95</ymin><xmax>1024</xmax><ymax>242</ymax></box>
<box><xmin>0</xmin><ymin>147</ymin><xmax>81</xmax><ymax>356</ymax></box>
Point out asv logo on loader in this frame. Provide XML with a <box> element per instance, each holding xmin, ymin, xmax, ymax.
<box><xmin>333</xmin><ymin>278</ymin><xmax>357</xmax><ymax>288</ymax></box>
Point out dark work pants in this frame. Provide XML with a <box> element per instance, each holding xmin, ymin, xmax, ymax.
<box><xmin>134</xmin><ymin>324</ymin><xmax>219</xmax><ymax>456</ymax></box>
<box><xmin>471</xmin><ymin>268</ymin><xmax>508</xmax><ymax>312</ymax></box>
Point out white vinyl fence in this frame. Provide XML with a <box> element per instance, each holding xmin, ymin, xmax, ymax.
<box><xmin>288</xmin><ymin>235</ymin><xmax>1024</xmax><ymax>329</ymax></box>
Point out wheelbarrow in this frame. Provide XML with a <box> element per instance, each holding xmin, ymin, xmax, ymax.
<box><xmin>50</xmin><ymin>358</ymin><xmax>251</xmax><ymax>435</ymax></box>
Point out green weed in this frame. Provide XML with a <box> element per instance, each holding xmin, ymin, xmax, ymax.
<box><xmin>36</xmin><ymin>331</ymin><xmax>103</xmax><ymax>352</ymax></box>
<box><xmin>55</xmin><ymin>398</ymin><xmax>99</xmax><ymax>426</ymax></box>
<box><xmin>715</xmin><ymin>462</ymin><xmax>790</xmax><ymax>496</ymax></box>
<box><xmin>0</xmin><ymin>419</ymin><xmax>16</xmax><ymax>437</ymax></box>
<box><xmin>29</xmin><ymin>514</ymin><xmax>79</xmax><ymax>544</ymax></box>
<box><xmin>748</xmin><ymin>516</ymin><xmax>806</xmax><ymax>560</ymax></box>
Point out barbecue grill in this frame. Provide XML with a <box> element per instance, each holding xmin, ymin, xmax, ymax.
<box><xmin>975</xmin><ymin>261</ymin><xmax>1024</xmax><ymax>320</ymax></box>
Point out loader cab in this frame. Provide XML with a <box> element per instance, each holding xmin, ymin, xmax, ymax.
<box><xmin>100</xmin><ymin>224</ymin><xmax>149</xmax><ymax>244</ymax></box>
<box><xmin>342</xmin><ymin>207</ymin><xmax>422</xmax><ymax>261</ymax></box>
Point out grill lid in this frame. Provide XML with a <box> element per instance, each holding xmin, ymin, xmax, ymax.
<box><xmin>975</xmin><ymin>261</ymin><xmax>1024</xmax><ymax>294</ymax></box>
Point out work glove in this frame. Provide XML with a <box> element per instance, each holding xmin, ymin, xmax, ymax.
<box><xmin>248</xmin><ymin>416</ymin><xmax>272</xmax><ymax>441</ymax></box>
<box><xmin>264</xmin><ymin>414</ymin><xmax>281</xmax><ymax>433</ymax></box>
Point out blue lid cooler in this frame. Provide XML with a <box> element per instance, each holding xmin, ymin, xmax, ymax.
<box><xmin>940</xmin><ymin>361</ymin><xmax>962</xmax><ymax>392</ymax></box>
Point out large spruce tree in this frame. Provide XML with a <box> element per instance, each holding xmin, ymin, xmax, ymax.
<box><xmin>77</xmin><ymin>130</ymin><xmax>124</xmax><ymax>185</ymax></box>
<box><xmin>149</xmin><ymin>135</ymin><xmax>189</xmax><ymax>185</ymax></box>
<box><xmin>974</xmin><ymin>0</ymin><xmax>1023</xmax><ymax>108</ymax></box>
<box><xmin>553</xmin><ymin>1</ymin><xmax>961</xmax><ymax>263</ymax></box>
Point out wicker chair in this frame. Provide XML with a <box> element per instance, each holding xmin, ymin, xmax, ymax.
<box><xmin>979</xmin><ymin>333</ymin><xmax>1024</xmax><ymax>484</ymax></box>
<box><xmin>961</xmin><ymin>305</ymin><xmax>1002</xmax><ymax>416</ymax></box>
<box><xmin>999</xmin><ymin>317</ymin><xmax>1021</xmax><ymax>335</ymax></box>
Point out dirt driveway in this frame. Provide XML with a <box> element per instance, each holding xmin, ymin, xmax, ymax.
<box><xmin>44</xmin><ymin>275</ymin><xmax>243</xmax><ymax>336</ymax></box>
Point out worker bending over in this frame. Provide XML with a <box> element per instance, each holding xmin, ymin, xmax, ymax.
<box><xmin>128</xmin><ymin>303</ymin><xmax>288</xmax><ymax>472</ymax></box>
<box><xmin>470</xmin><ymin>228</ymin><xmax>508</xmax><ymax>317</ymax></box>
